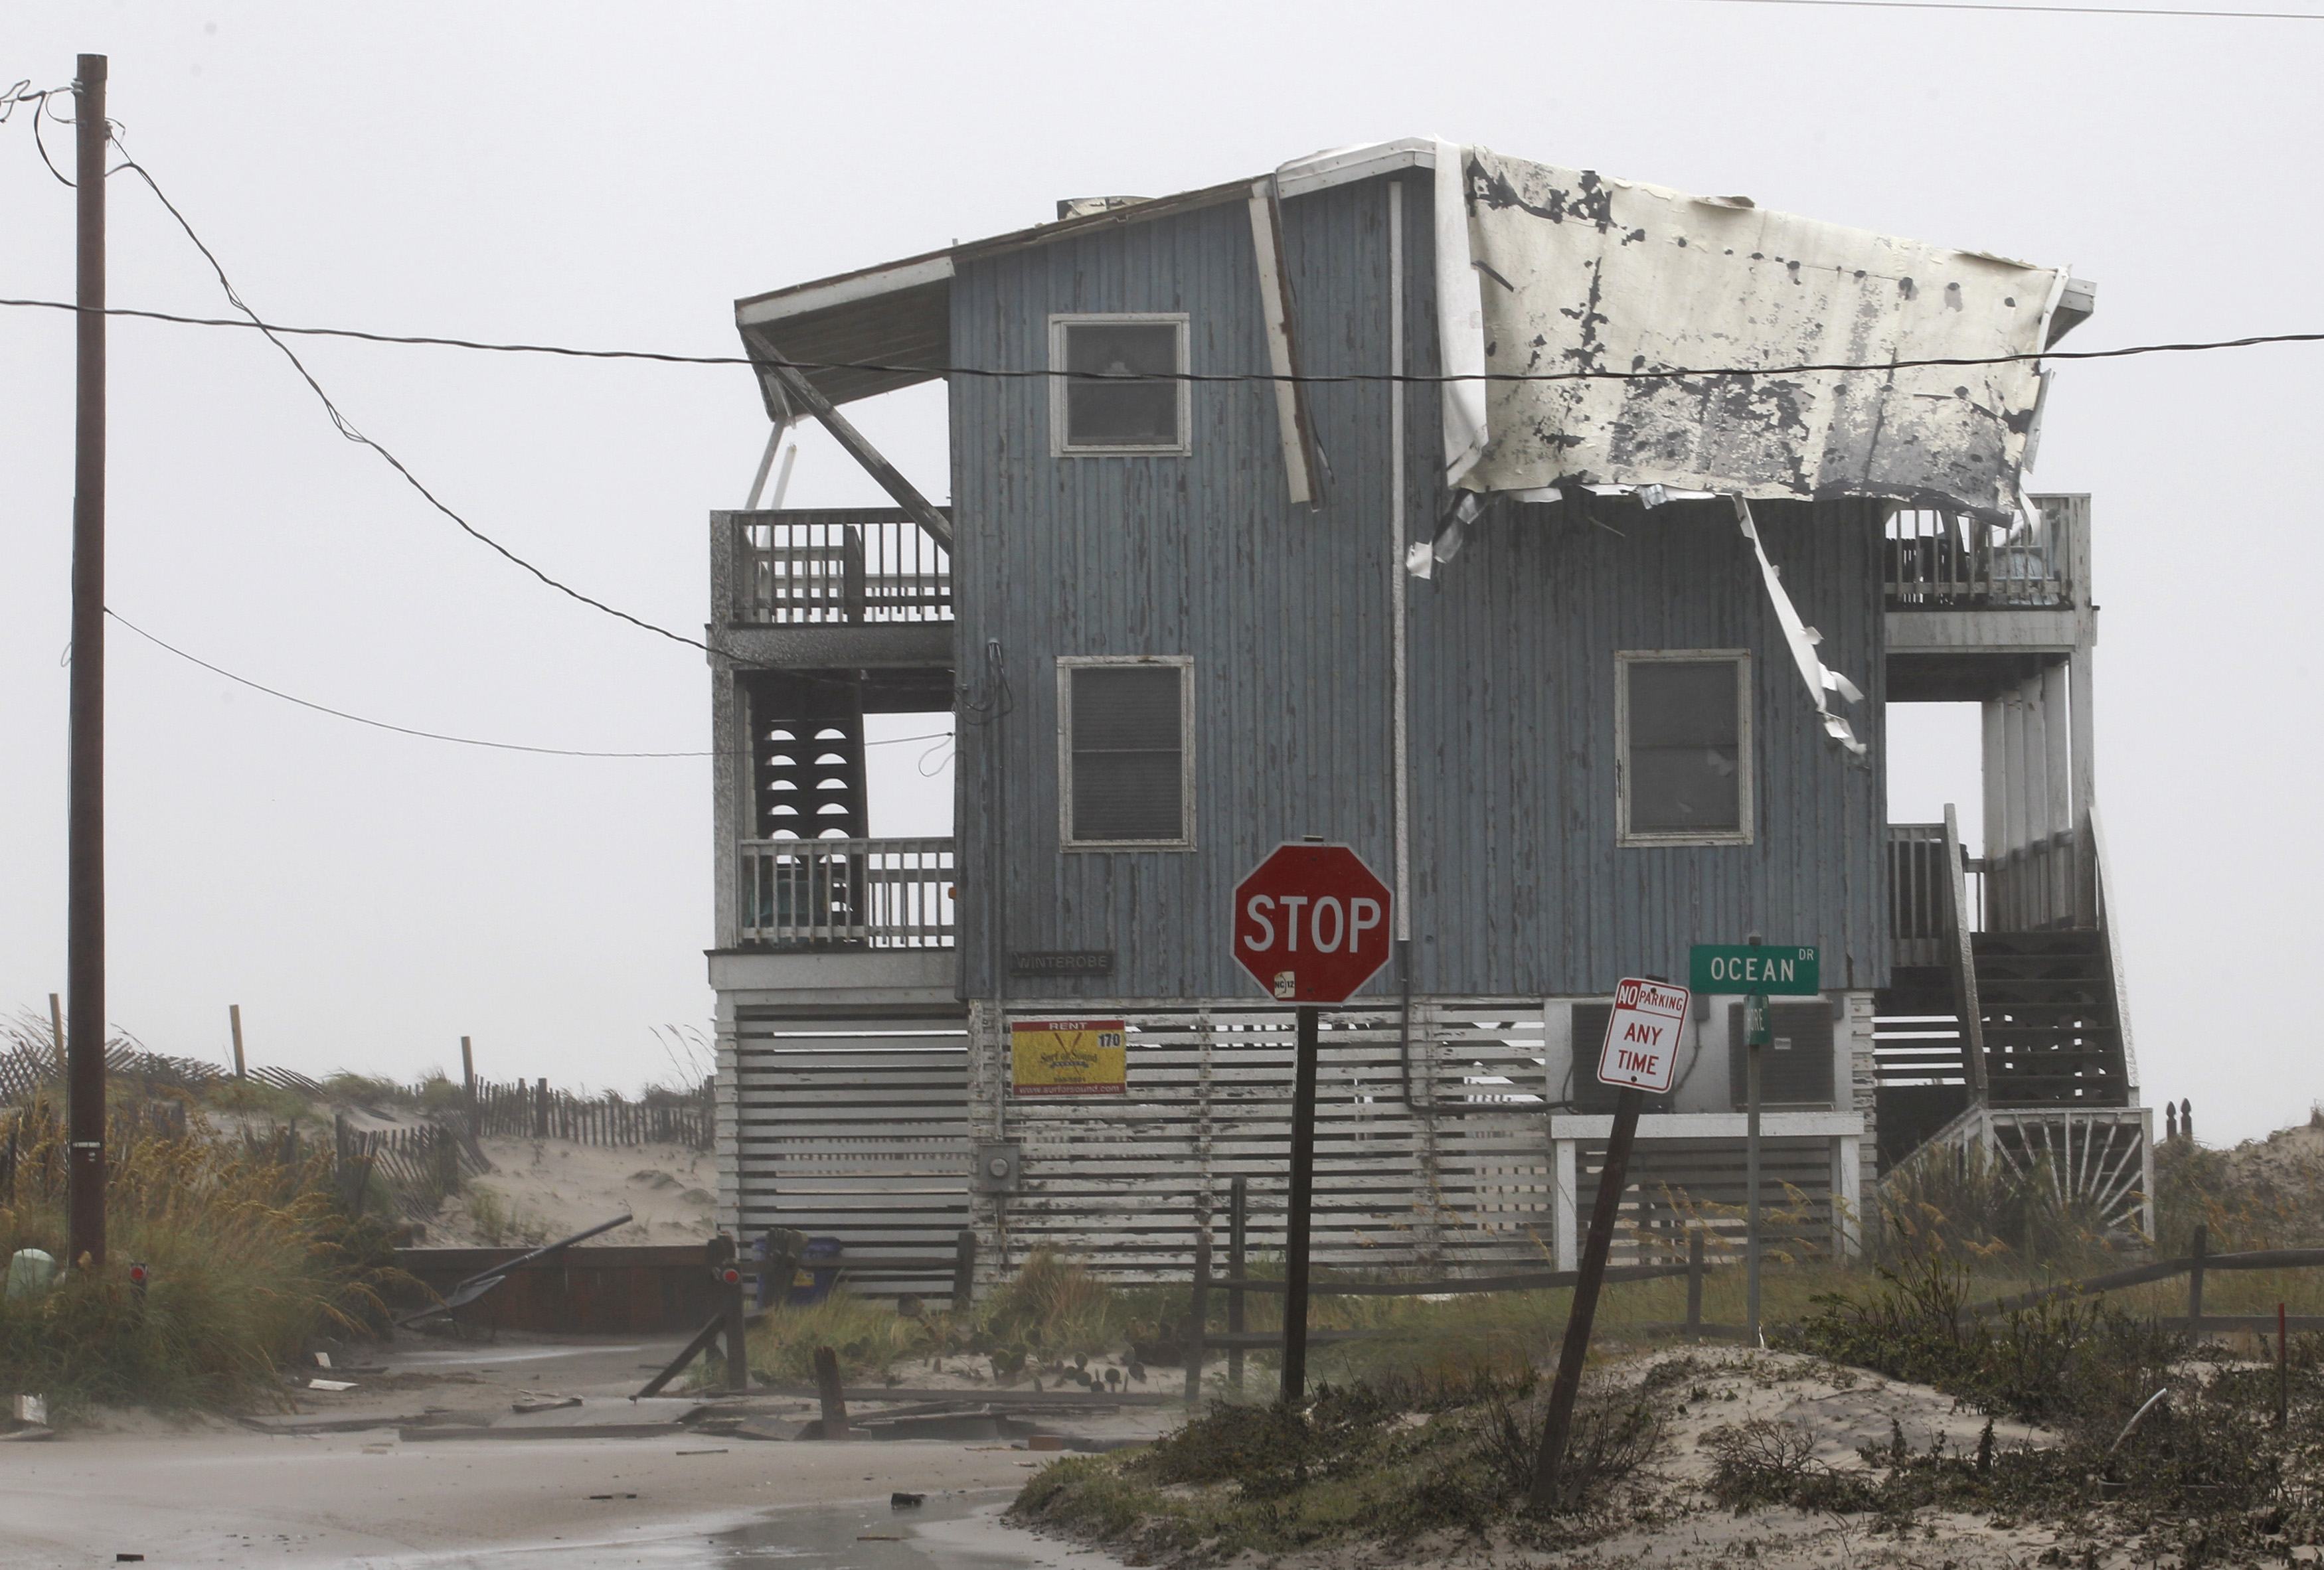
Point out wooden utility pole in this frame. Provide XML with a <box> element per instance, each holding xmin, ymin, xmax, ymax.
<box><xmin>1280</xmin><ymin>1004</ymin><xmax>1321</xmax><ymax>1405</ymax></box>
<box><xmin>1529</xmin><ymin>1085</ymin><xmax>1645</xmax><ymax>1511</ymax></box>
<box><xmin>65</xmin><ymin>52</ymin><xmax>110</xmax><ymax>1269</ymax></box>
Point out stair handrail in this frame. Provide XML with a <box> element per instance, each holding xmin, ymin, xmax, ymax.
<box><xmin>2089</xmin><ymin>796</ymin><xmax>2141</xmax><ymax>1102</ymax></box>
<box><xmin>1943</xmin><ymin>803</ymin><xmax>1989</xmax><ymax>1103</ymax></box>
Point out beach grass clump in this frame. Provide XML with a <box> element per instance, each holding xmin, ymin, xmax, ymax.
<box><xmin>0</xmin><ymin>1097</ymin><xmax>401</xmax><ymax>1417</ymax></box>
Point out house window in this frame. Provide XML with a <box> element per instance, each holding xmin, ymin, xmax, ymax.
<box><xmin>1058</xmin><ymin>657</ymin><xmax>1193</xmax><ymax>848</ymax></box>
<box><xmin>1616</xmin><ymin>651</ymin><xmax>1753</xmax><ymax>844</ymax></box>
<box><xmin>1050</xmin><ymin>315</ymin><xmax>1191</xmax><ymax>455</ymax></box>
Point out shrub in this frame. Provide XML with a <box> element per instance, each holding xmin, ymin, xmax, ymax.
<box><xmin>0</xmin><ymin>1099</ymin><xmax>400</xmax><ymax>1415</ymax></box>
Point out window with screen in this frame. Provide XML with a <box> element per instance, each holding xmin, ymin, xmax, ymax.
<box><xmin>1059</xmin><ymin>658</ymin><xmax>1192</xmax><ymax>848</ymax></box>
<box><xmin>1618</xmin><ymin>652</ymin><xmax>1752</xmax><ymax>844</ymax></box>
<box><xmin>1050</xmin><ymin>315</ymin><xmax>1190</xmax><ymax>454</ymax></box>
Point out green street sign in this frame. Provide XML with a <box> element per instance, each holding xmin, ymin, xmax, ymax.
<box><xmin>1690</xmin><ymin>944</ymin><xmax>1821</xmax><ymax>995</ymax></box>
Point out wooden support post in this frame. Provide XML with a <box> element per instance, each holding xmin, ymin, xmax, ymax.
<box><xmin>66</xmin><ymin>52</ymin><xmax>111</xmax><ymax>1273</ymax></box>
<box><xmin>229</xmin><ymin>1004</ymin><xmax>246</xmax><ymax>1079</ymax></box>
<box><xmin>2189</xmin><ymin>1223</ymin><xmax>2208</xmax><ymax>1332</ymax></box>
<box><xmin>1685</xmin><ymin>1230</ymin><xmax>1705</xmax><ymax>1334</ymax></box>
<box><xmin>1281</xmin><ymin>1004</ymin><xmax>1321</xmax><ymax>1407</ymax></box>
<box><xmin>813</xmin><ymin>1346</ymin><xmax>852</xmax><ymax>1440</ymax></box>
<box><xmin>534</xmin><ymin>1077</ymin><xmax>549</xmax><ymax>1140</ymax></box>
<box><xmin>723</xmin><ymin>1268</ymin><xmax>749</xmax><ymax>1391</ymax></box>
<box><xmin>2280</xmin><ymin>1302</ymin><xmax>2291</xmax><ymax>1427</ymax></box>
<box><xmin>1228</xmin><ymin>1175</ymin><xmax>1248</xmax><ymax>1396</ymax></box>
<box><xmin>1529</xmin><ymin>1085</ymin><xmax>1645</xmax><ymax>1512</ymax></box>
<box><xmin>460</xmin><ymin>1036</ymin><xmax>474</xmax><ymax>1095</ymax></box>
<box><xmin>1185</xmin><ymin>1226</ymin><xmax>1211</xmax><ymax>1411</ymax></box>
<box><xmin>951</xmin><ymin>1227</ymin><xmax>979</xmax><ymax>1310</ymax></box>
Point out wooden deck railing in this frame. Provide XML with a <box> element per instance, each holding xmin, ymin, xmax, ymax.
<box><xmin>1884</xmin><ymin>505</ymin><xmax>2080</xmax><ymax>608</ymax></box>
<box><xmin>728</xmin><ymin>509</ymin><xmax>952</xmax><ymax>625</ymax></box>
<box><xmin>738</xmin><ymin>836</ymin><xmax>955</xmax><ymax>949</ymax></box>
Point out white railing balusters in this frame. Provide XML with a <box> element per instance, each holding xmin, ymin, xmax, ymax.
<box><xmin>729</xmin><ymin>513</ymin><xmax>952</xmax><ymax>627</ymax></box>
<box><xmin>738</xmin><ymin>836</ymin><xmax>956</xmax><ymax>949</ymax></box>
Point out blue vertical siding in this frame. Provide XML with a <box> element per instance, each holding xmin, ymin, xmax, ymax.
<box><xmin>952</xmin><ymin>173</ymin><xmax>1888</xmax><ymax>1003</ymax></box>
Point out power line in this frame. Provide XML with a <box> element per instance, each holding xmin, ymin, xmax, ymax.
<box><xmin>1700</xmin><ymin>0</ymin><xmax>2324</xmax><ymax>18</ymax></box>
<box><xmin>7</xmin><ymin>293</ymin><xmax>2324</xmax><ymax>384</ymax></box>
<box><xmin>92</xmin><ymin>132</ymin><xmax>719</xmax><ymax>657</ymax></box>
<box><xmin>106</xmin><ymin>608</ymin><xmax>951</xmax><ymax>759</ymax></box>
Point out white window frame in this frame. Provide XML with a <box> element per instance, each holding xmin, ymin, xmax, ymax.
<box><xmin>1056</xmin><ymin>654</ymin><xmax>1196</xmax><ymax>852</ymax></box>
<box><xmin>1615</xmin><ymin>649</ymin><xmax>1754</xmax><ymax>847</ymax></box>
<box><xmin>1048</xmin><ymin>313</ymin><xmax>1193</xmax><ymax>457</ymax></box>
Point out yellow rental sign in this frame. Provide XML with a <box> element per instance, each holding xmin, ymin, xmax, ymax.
<box><xmin>1011</xmin><ymin>1018</ymin><xmax>1127</xmax><ymax>1097</ymax></box>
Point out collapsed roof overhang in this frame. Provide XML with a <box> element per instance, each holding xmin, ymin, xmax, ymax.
<box><xmin>732</xmin><ymin>137</ymin><xmax>2088</xmax><ymax>521</ymax></box>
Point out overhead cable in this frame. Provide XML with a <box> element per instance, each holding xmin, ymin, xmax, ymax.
<box><xmin>1701</xmin><ymin>1</ymin><xmax>2324</xmax><ymax>19</ymax></box>
<box><xmin>5</xmin><ymin>295</ymin><xmax>2323</xmax><ymax>385</ymax></box>
<box><xmin>93</xmin><ymin>133</ymin><xmax>719</xmax><ymax>656</ymax></box>
<box><xmin>106</xmin><ymin>609</ymin><xmax>950</xmax><ymax>759</ymax></box>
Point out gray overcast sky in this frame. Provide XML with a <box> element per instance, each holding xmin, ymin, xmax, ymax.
<box><xmin>3</xmin><ymin>2</ymin><xmax>2314</xmax><ymax>1140</ymax></box>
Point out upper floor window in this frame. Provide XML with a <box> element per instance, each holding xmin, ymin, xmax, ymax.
<box><xmin>1058</xmin><ymin>656</ymin><xmax>1194</xmax><ymax>849</ymax></box>
<box><xmin>1050</xmin><ymin>315</ymin><xmax>1191</xmax><ymax>456</ymax></box>
<box><xmin>1616</xmin><ymin>651</ymin><xmax>1753</xmax><ymax>846</ymax></box>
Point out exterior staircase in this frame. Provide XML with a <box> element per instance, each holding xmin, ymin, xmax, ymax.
<box><xmin>1973</xmin><ymin>930</ymin><xmax>2128</xmax><ymax>1106</ymax></box>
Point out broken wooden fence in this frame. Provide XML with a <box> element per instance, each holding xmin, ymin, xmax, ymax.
<box><xmin>1184</xmin><ymin>1178</ymin><xmax>1742</xmax><ymax>1407</ymax></box>
<box><xmin>1966</xmin><ymin>1224</ymin><xmax>2324</xmax><ymax>1336</ymax></box>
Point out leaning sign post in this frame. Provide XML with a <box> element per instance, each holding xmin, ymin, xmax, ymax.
<box><xmin>1690</xmin><ymin>939</ymin><xmax>1820</xmax><ymax>1343</ymax></box>
<box><xmin>1232</xmin><ymin>841</ymin><xmax>1393</xmax><ymax>1407</ymax></box>
<box><xmin>1528</xmin><ymin>975</ymin><xmax>1689</xmax><ymax>1511</ymax></box>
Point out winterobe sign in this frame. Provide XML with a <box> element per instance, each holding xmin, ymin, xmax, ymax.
<box><xmin>1689</xmin><ymin>945</ymin><xmax>1820</xmax><ymax>995</ymax></box>
<box><xmin>1596</xmin><ymin>977</ymin><xmax>1692</xmax><ymax>1095</ymax></box>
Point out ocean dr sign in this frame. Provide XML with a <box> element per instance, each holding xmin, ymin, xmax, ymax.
<box><xmin>1689</xmin><ymin>944</ymin><xmax>1821</xmax><ymax>995</ymax></box>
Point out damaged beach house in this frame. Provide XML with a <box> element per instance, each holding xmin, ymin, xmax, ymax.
<box><xmin>703</xmin><ymin>138</ymin><xmax>2145</xmax><ymax>1295</ymax></box>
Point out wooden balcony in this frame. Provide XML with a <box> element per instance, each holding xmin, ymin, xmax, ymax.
<box><xmin>1883</xmin><ymin>505</ymin><xmax>2080</xmax><ymax>611</ymax></box>
<box><xmin>710</xmin><ymin>509</ymin><xmax>955</xmax><ymax>673</ymax></box>
<box><xmin>1884</xmin><ymin>496</ymin><xmax>2095</xmax><ymax>703</ymax></box>
<box><xmin>738</xmin><ymin>836</ymin><xmax>956</xmax><ymax>950</ymax></box>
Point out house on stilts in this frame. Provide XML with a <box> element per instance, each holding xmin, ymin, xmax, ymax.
<box><xmin>703</xmin><ymin>139</ymin><xmax>2145</xmax><ymax>1297</ymax></box>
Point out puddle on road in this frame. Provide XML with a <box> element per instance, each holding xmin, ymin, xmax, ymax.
<box><xmin>410</xmin><ymin>1490</ymin><xmax>1050</xmax><ymax>1569</ymax></box>
<box><xmin>706</xmin><ymin>1492</ymin><xmax>1031</xmax><ymax>1568</ymax></box>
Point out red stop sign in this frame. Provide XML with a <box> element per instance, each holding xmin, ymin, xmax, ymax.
<box><xmin>1232</xmin><ymin>843</ymin><xmax>1394</xmax><ymax>1003</ymax></box>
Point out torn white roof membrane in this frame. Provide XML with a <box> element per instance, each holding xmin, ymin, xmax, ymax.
<box><xmin>1448</xmin><ymin>147</ymin><xmax>2068</xmax><ymax>520</ymax></box>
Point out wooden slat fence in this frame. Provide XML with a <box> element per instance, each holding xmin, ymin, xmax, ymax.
<box><xmin>989</xmin><ymin>1006</ymin><xmax>1561</xmax><ymax>1281</ymax></box>
<box><xmin>467</xmin><ymin>1078</ymin><xmax>712</xmax><ymax>1149</ymax></box>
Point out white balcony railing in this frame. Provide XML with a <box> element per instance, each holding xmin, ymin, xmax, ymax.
<box><xmin>739</xmin><ymin>837</ymin><xmax>955</xmax><ymax>949</ymax></box>
<box><xmin>729</xmin><ymin>510</ymin><xmax>952</xmax><ymax>626</ymax></box>
<box><xmin>1883</xmin><ymin>507</ymin><xmax>2077</xmax><ymax>608</ymax></box>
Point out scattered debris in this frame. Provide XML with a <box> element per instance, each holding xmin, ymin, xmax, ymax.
<box><xmin>1025</xmin><ymin>1435</ymin><xmax>1064</xmax><ymax>1451</ymax></box>
<box><xmin>890</xmin><ymin>1492</ymin><xmax>925</xmax><ymax>1508</ymax></box>
<box><xmin>586</xmin><ymin>1492</ymin><xmax>639</xmax><ymax>1501</ymax></box>
<box><xmin>511</xmin><ymin>1394</ymin><xmax>582</xmax><ymax>1415</ymax></box>
<box><xmin>307</xmin><ymin>1379</ymin><xmax>357</xmax><ymax>1392</ymax></box>
<box><xmin>14</xmin><ymin>1394</ymin><xmax>48</xmax><ymax>1426</ymax></box>
<box><xmin>675</xmin><ymin>1447</ymin><xmax>728</xmax><ymax>1456</ymax></box>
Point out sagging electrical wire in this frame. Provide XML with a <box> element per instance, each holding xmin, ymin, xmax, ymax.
<box><xmin>94</xmin><ymin>127</ymin><xmax>720</xmax><ymax>657</ymax></box>
<box><xmin>106</xmin><ymin>607</ymin><xmax>949</xmax><ymax>759</ymax></box>
<box><xmin>9</xmin><ymin>293</ymin><xmax>2324</xmax><ymax>385</ymax></box>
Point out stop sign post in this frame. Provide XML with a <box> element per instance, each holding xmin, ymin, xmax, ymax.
<box><xmin>1232</xmin><ymin>842</ymin><xmax>1393</xmax><ymax>1406</ymax></box>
